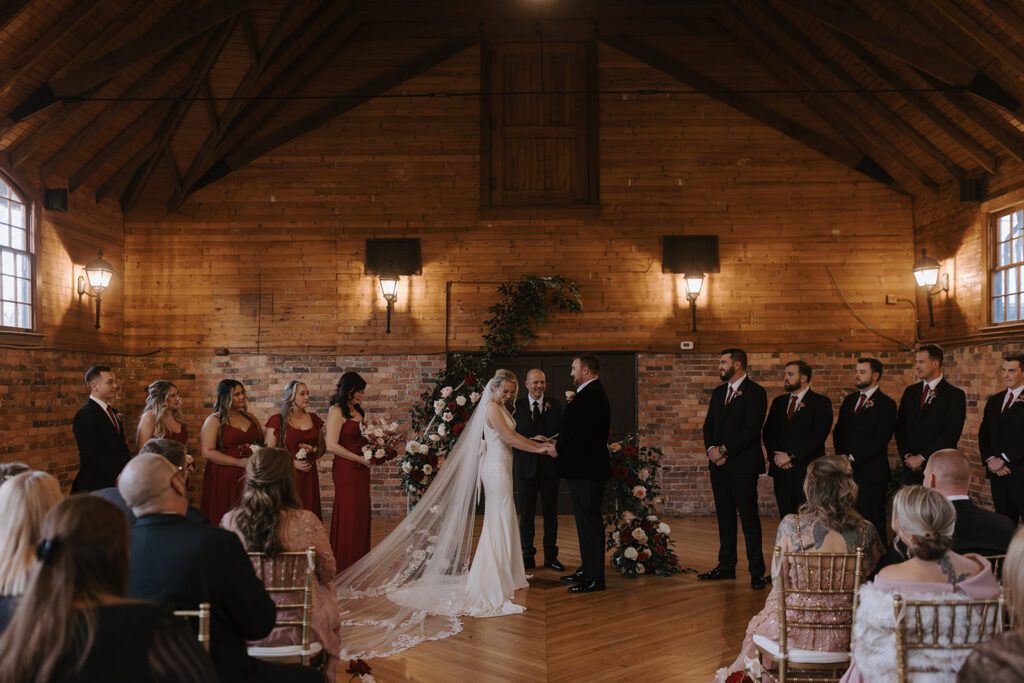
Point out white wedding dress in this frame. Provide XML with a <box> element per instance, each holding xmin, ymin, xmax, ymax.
<box><xmin>332</xmin><ymin>387</ymin><xmax>529</xmax><ymax>659</ymax></box>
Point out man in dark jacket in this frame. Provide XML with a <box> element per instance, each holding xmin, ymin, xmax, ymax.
<box><xmin>71</xmin><ymin>365</ymin><xmax>131</xmax><ymax>492</ymax></box>
<box><xmin>978</xmin><ymin>354</ymin><xmax>1024</xmax><ymax>523</ymax></box>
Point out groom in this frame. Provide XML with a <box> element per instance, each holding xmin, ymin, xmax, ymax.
<box><xmin>556</xmin><ymin>354</ymin><xmax>612</xmax><ymax>593</ymax></box>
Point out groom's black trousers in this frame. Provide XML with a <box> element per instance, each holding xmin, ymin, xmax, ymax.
<box><xmin>567</xmin><ymin>478</ymin><xmax>606</xmax><ymax>583</ymax></box>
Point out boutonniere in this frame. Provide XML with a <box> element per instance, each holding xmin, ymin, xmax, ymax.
<box><xmin>732</xmin><ymin>389</ymin><xmax>743</xmax><ymax>399</ymax></box>
<box><xmin>1015</xmin><ymin>394</ymin><xmax>1024</xmax><ymax>405</ymax></box>
<box><xmin>862</xmin><ymin>399</ymin><xmax>875</xmax><ymax>410</ymax></box>
<box><xmin>565</xmin><ymin>390</ymin><xmax>576</xmax><ymax>403</ymax></box>
<box><xmin>795</xmin><ymin>401</ymin><xmax>808</xmax><ymax>412</ymax></box>
<box><xmin>925</xmin><ymin>391</ymin><xmax>937</xmax><ymax>405</ymax></box>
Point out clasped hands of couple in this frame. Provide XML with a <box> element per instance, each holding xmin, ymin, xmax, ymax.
<box><xmin>530</xmin><ymin>434</ymin><xmax>559</xmax><ymax>458</ymax></box>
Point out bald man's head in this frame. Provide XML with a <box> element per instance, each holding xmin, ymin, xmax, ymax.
<box><xmin>118</xmin><ymin>453</ymin><xmax>187</xmax><ymax>518</ymax></box>
<box><xmin>923</xmin><ymin>449</ymin><xmax>972</xmax><ymax>497</ymax></box>
<box><xmin>525</xmin><ymin>369</ymin><xmax>547</xmax><ymax>401</ymax></box>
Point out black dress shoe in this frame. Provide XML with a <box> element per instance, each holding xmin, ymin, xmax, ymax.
<box><xmin>750</xmin><ymin>575</ymin><xmax>770</xmax><ymax>590</ymax></box>
<box><xmin>523</xmin><ymin>558</ymin><xmax>536</xmax><ymax>569</ymax></box>
<box><xmin>544</xmin><ymin>558</ymin><xmax>565</xmax><ymax>571</ymax></box>
<box><xmin>697</xmin><ymin>566</ymin><xmax>736</xmax><ymax>581</ymax></box>
<box><xmin>568</xmin><ymin>579</ymin><xmax>606</xmax><ymax>593</ymax></box>
<box><xmin>560</xmin><ymin>569</ymin><xmax>586</xmax><ymax>583</ymax></box>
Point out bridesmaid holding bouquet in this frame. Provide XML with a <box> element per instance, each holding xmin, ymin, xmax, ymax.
<box><xmin>325</xmin><ymin>371</ymin><xmax>371</xmax><ymax>571</ymax></box>
<box><xmin>199</xmin><ymin>380</ymin><xmax>263</xmax><ymax>526</ymax></box>
<box><xmin>265</xmin><ymin>380</ymin><xmax>326</xmax><ymax>519</ymax></box>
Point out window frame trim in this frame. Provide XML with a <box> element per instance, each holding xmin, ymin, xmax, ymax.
<box><xmin>988</xmin><ymin>204</ymin><xmax>1024</xmax><ymax>326</ymax></box>
<box><xmin>0</xmin><ymin>167</ymin><xmax>41</xmax><ymax>337</ymax></box>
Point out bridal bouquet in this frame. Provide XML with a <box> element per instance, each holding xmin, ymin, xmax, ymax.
<box><xmin>359</xmin><ymin>417</ymin><xmax>403</xmax><ymax>464</ymax></box>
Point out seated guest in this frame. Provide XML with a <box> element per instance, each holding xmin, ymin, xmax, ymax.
<box><xmin>0</xmin><ymin>462</ymin><xmax>30</xmax><ymax>484</ymax></box>
<box><xmin>925</xmin><ymin>449</ymin><xmax>1014</xmax><ymax>557</ymax></box>
<box><xmin>222</xmin><ymin>448</ymin><xmax>341</xmax><ymax>677</ymax></box>
<box><xmin>719</xmin><ymin>456</ymin><xmax>885</xmax><ymax>678</ymax></box>
<box><xmin>0</xmin><ymin>471</ymin><xmax>63</xmax><ymax>628</ymax></box>
<box><xmin>119</xmin><ymin>453</ymin><xmax>320</xmax><ymax>683</ymax></box>
<box><xmin>95</xmin><ymin>437</ymin><xmax>208</xmax><ymax>528</ymax></box>
<box><xmin>0</xmin><ymin>496</ymin><xmax>216</xmax><ymax>682</ymax></box>
<box><xmin>842</xmin><ymin>486</ymin><xmax>1001</xmax><ymax>683</ymax></box>
<box><xmin>958</xmin><ymin>527</ymin><xmax>1024</xmax><ymax>683</ymax></box>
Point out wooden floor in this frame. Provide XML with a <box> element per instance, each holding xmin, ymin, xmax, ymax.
<box><xmin>348</xmin><ymin>515</ymin><xmax>781</xmax><ymax>683</ymax></box>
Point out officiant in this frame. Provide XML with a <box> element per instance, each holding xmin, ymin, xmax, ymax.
<box><xmin>513</xmin><ymin>369</ymin><xmax>565</xmax><ymax>571</ymax></box>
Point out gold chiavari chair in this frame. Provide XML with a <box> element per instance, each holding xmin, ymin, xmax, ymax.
<box><xmin>892</xmin><ymin>594</ymin><xmax>1006</xmax><ymax>683</ymax></box>
<box><xmin>246</xmin><ymin>547</ymin><xmax>322</xmax><ymax>667</ymax></box>
<box><xmin>753</xmin><ymin>546</ymin><xmax>865</xmax><ymax>682</ymax></box>
<box><xmin>985</xmin><ymin>554</ymin><xmax>1006</xmax><ymax>578</ymax></box>
<box><xmin>172</xmin><ymin>602</ymin><xmax>211</xmax><ymax>653</ymax></box>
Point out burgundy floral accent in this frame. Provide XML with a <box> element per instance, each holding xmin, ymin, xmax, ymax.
<box><xmin>347</xmin><ymin>659</ymin><xmax>372</xmax><ymax>676</ymax></box>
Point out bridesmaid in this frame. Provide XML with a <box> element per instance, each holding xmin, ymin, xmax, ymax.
<box><xmin>136</xmin><ymin>380</ymin><xmax>188</xmax><ymax>451</ymax></box>
<box><xmin>326</xmin><ymin>371</ymin><xmax>371</xmax><ymax>571</ymax></box>
<box><xmin>265</xmin><ymin>380</ymin><xmax>326</xmax><ymax>519</ymax></box>
<box><xmin>199</xmin><ymin>380</ymin><xmax>264</xmax><ymax>526</ymax></box>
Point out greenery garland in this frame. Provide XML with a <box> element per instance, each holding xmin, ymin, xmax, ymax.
<box><xmin>399</xmin><ymin>275</ymin><xmax>583</xmax><ymax>495</ymax></box>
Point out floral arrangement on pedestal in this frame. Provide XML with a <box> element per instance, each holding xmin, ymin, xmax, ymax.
<box><xmin>604</xmin><ymin>432</ymin><xmax>682</xmax><ymax>578</ymax></box>
<box><xmin>396</xmin><ymin>275</ymin><xmax>582</xmax><ymax>498</ymax></box>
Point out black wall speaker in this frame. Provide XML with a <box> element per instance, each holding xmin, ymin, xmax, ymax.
<box><xmin>959</xmin><ymin>177</ymin><xmax>987</xmax><ymax>203</ymax></box>
<box><xmin>365</xmin><ymin>238</ymin><xmax>422</xmax><ymax>275</ymax></box>
<box><xmin>43</xmin><ymin>188</ymin><xmax>68</xmax><ymax>211</ymax></box>
<box><xmin>661</xmin><ymin>235</ymin><xmax>720</xmax><ymax>274</ymax></box>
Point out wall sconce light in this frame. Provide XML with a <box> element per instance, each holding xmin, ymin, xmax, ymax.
<box><xmin>684</xmin><ymin>271</ymin><xmax>705</xmax><ymax>332</ymax></box>
<box><xmin>77</xmin><ymin>249</ymin><xmax>115</xmax><ymax>329</ymax></box>
<box><xmin>912</xmin><ymin>248</ymin><xmax>949</xmax><ymax>327</ymax></box>
<box><xmin>379</xmin><ymin>274</ymin><xmax>400</xmax><ymax>334</ymax></box>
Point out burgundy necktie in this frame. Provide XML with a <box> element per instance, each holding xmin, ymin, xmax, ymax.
<box><xmin>919</xmin><ymin>385</ymin><xmax>930</xmax><ymax>410</ymax></box>
<box><xmin>787</xmin><ymin>395</ymin><xmax>799</xmax><ymax>421</ymax></box>
<box><xmin>106</xmin><ymin>405</ymin><xmax>120</xmax><ymax>433</ymax></box>
<box><xmin>1003</xmin><ymin>392</ymin><xmax>1015</xmax><ymax>414</ymax></box>
<box><xmin>854</xmin><ymin>393</ymin><xmax>867</xmax><ymax>414</ymax></box>
<box><xmin>725</xmin><ymin>387</ymin><xmax>735</xmax><ymax>405</ymax></box>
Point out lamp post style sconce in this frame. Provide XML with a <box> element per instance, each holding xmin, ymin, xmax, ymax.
<box><xmin>379</xmin><ymin>274</ymin><xmax>400</xmax><ymax>334</ymax></box>
<box><xmin>77</xmin><ymin>249</ymin><xmax>115</xmax><ymax>329</ymax></box>
<box><xmin>684</xmin><ymin>271</ymin><xmax>705</xmax><ymax>332</ymax></box>
<box><xmin>912</xmin><ymin>248</ymin><xmax>949</xmax><ymax>327</ymax></box>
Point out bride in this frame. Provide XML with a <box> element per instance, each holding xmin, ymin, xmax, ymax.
<box><xmin>332</xmin><ymin>369</ymin><xmax>558</xmax><ymax>659</ymax></box>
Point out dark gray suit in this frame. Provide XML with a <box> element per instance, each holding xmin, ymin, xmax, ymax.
<box><xmin>513</xmin><ymin>395</ymin><xmax>563</xmax><ymax>563</ymax></box>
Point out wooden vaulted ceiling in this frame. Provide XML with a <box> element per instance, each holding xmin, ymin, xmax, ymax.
<box><xmin>2</xmin><ymin>0</ymin><xmax>1024</xmax><ymax>215</ymax></box>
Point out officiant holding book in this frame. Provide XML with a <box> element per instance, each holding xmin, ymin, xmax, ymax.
<box><xmin>513</xmin><ymin>369</ymin><xmax>565</xmax><ymax>571</ymax></box>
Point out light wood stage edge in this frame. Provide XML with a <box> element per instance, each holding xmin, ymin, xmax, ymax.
<box><xmin>346</xmin><ymin>514</ymin><xmax>781</xmax><ymax>683</ymax></box>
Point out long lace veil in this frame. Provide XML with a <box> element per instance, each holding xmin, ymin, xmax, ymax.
<box><xmin>331</xmin><ymin>383</ymin><xmax>497</xmax><ymax>659</ymax></box>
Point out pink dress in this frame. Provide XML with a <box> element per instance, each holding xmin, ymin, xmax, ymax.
<box><xmin>221</xmin><ymin>508</ymin><xmax>341</xmax><ymax>676</ymax></box>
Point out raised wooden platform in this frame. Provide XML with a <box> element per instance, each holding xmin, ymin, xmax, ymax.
<box><xmin>352</xmin><ymin>515</ymin><xmax>781</xmax><ymax>683</ymax></box>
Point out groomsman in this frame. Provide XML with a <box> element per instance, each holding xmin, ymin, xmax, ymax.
<box><xmin>700</xmin><ymin>348</ymin><xmax>770</xmax><ymax>590</ymax></box>
<box><xmin>978</xmin><ymin>353</ymin><xmax>1024</xmax><ymax>523</ymax></box>
<box><xmin>513</xmin><ymin>369</ymin><xmax>565</xmax><ymax>571</ymax></box>
<box><xmin>832</xmin><ymin>357</ymin><xmax>897</xmax><ymax>541</ymax></box>
<box><xmin>895</xmin><ymin>344</ymin><xmax>966</xmax><ymax>485</ymax></box>
<box><xmin>71</xmin><ymin>365</ymin><xmax>131</xmax><ymax>493</ymax></box>
<box><xmin>762</xmin><ymin>360</ymin><xmax>833</xmax><ymax>518</ymax></box>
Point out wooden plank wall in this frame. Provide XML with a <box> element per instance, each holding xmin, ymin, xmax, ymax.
<box><xmin>123</xmin><ymin>45</ymin><xmax>917</xmax><ymax>354</ymax></box>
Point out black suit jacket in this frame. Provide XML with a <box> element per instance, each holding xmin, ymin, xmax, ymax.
<box><xmin>978</xmin><ymin>390</ymin><xmax>1024</xmax><ymax>479</ymax></box>
<box><xmin>951</xmin><ymin>498</ymin><xmax>1015</xmax><ymax>556</ymax></box>
<box><xmin>127</xmin><ymin>514</ymin><xmax>276</xmax><ymax>683</ymax></box>
<box><xmin>703</xmin><ymin>376</ymin><xmax>768</xmax><ymax>475</ymax></box>
<box><xmin>71</xmin><ymin>398</ymin><xmax>131</xmax><ymax>493</ymax></box>
<box><xmin>763</xmin><ymin>389</ymin><xmax>833</xmax><ymax>481</ymax></box>
<box><xmin>556</xmin><ymin>380</ymin><xmax>611</xmax><ymax>480</ymax></box>
<box><xmin>832</xmin><ymin>389</ymin><xmax>897</xmax><ymax>484</ymax></box>
<box><xmin>513</xmin><ymin>395</ymin><xmax>563</xmax><ymax>480</ymax></box>
<box><xmin>895</xmin><ymin>378</ymin><xmax>966</xmax><ymax>476</ymax></box>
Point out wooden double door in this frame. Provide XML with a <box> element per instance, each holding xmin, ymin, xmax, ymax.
<box><xmin>484</xmin><ymin>353</ymin><xmax>638</xmax><ymax>514</ymax></box>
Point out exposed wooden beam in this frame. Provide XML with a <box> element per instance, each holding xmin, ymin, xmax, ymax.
<box><xmin>757</xmin><ymin>2</ymin><xmax>965</xmax><ymax>181</ymax></box>
<box><xmin>979</xmin><ymin>0</ymin><xmax>1024</xmax><ymax>43</ymax></box>
<box><xmin>0</xmin><ymin>1</ymin><xmax>100</xmax><ymax>91</ymax></box>
<box><xmin>837</xmin><ymin>36</ymin><xmax>997</xmax><ymax>174</ymax></box>
<box><xmin>95</xmin><ymin>139</ymin><xmax>159</xmax><ymax>204</ymax></box>
<box><xmin>187</xmin><ymin>39</ymin><xmax>477</xmax><ymax>199</ymax></box>
<box><xmin>6</xmin><ymin>0</ymin><xmax>259</xmax><ymax>123</ymax></box>
<box><xmin>200</xmin><ymin>77</ymin><xmax>219</xmax><ymax>133</ymax></box>
<box><xmin>39</xmin><ymin>39</ymin><xmax>200</xmax><ymax>183</ymax></box>
<box><xmin>924</xmin><ymin>0</ymin><xmax>1024</xmax><ymax>83</ymax></box>
<box><xmin>724</xmin><ymin>1</ymin><xmax>937</xmax><ymax>194</ymax></box>
<box><xmin>0</xmin><ymin>0</ymin><xmax>32</xmax><ymax>34</ymax></box>
<box><xmin>947</xmin><ymin>94</ymin><xmax>1024</xmax><ymax>164</ymax></box>
<box><xmin>240</xmin><ymin>10</ymin><xmax>261</xmax><ymax>68</ymax></box>
<box><xmin>119</xmin><ymin>21</ymin><xmax>237</xmax><ymax>213</ymax></box>
<box><xmin>357</xmin><ymin>17</ymin><xmax>723</xmax><ymax>41</ymax></box>
<box><xmin>602</xmin><ymin>35</ymin><xmax>899</xmax><ymax>190</ymax></box>
<box><xmin>164</xmin><ymin>147</ymin><xmax>183</xmax><ymax>197</ymax></box>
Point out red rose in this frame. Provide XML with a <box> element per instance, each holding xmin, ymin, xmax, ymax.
<box><xmin>347</xmin><ymin>660</ymin><xmax>372</xmax><ymax>676</ymax></box>
<box><xmin>428</xmin><ymin>453</ymin><xmax>439</xmax><ymax>467</ymax></box>
<box><xmin>460</xmin><ymin>408</ymin><xmax>469</xmax><ymax>420</ymax></box>
<box><xmin>447</xmin><ymin>401</ymin><xmax>456</xmax><ymax>410</ymax></box>
<box><xmin>465</xmin><ymin>373</ymin><xmax>477</xmax><ymax>385</ymax></box>
<box><xmin>623</xmin><ymin>445</ymin><xmax>639</xmax><ymax>458</ymax></box>
<box><xmin>411</xmin><ymin>469</ymin><xmax>425</xmax><ymax>482</ymax></box>
<box><xmin>612</xmin><ymin>465</ymin><xmax>630</xmax><ymax>481</ymax></box>
<box><xmin>726</xmin><ymin>673</ymin><xmax>753</xmax><ymax>683</ymax></box>
<box><xmin>638</xmin><ymin>549</ymin><xmax>651</xmax><ymax>561</ymax></box>
<box><xmin>452</xmin><ymin>422</ymin><xmax>465</xmax><ymax>437</ymax></box>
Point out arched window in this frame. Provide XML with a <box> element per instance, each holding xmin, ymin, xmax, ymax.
<box><xmin>0</xmin><ymin>175</ymin><xmax>32</xmax><ymax>330</ymax></box>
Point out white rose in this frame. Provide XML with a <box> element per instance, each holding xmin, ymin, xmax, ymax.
<box><xmin>408</xmin><ymin>484</ymin><xmax>417</xmax><ymax>492</ymax></box>
<box><xmin>388</xmin><ymin>422</ymin><xmax>398</xmax><ymax>431</ymax></box>
<box><xmin>658</xmin><ymin>523</ymin><xmax>671</xmax><ymax>535</ymax></box>
<box><xmin>623</xmin><ymin>546</ymin><xmax>638</xmax><ymax>560</ymax></box>
<box><xmin>437</xmin><ymin>456</ymin><xmax>446</xmax><ymax>468</ymax></box>
<box><xmin>638</xmin><ymin>468</ymin><xmax>650</xmax><ymax>480</ymax></box>
<box><xmin>373</xmin><ymin>428</ymin><xmax>384</xmax><ymax>438</ymax></box>
<box><xmin>374</xmin><ymin>448</ymin><xmax>386</xmax><ymax>459</ymax></box>
<box><xmin>437</xmin><ymin>424</ymin><xmax>447</xmax><ymax>436</ymax></box>
<box><xmin>402</xmin><ymin>462</ymin><xmax>412</xmax><ymax>473</ymax></box>
<box><xmin>429</xmin><ymin>433</ymin><xmax>440</xmax><ymax>442</ymax></box>
<box><xmin>622</xmin><ymin>510</ymin><xmax>635</xmax><ymax>522</ymax></box>
<box><xmin>631</xmin><ymin>528</ymin><xmax>648</xmax><ymax>544</ymax></box>
<box><xmin>636</xmin><ymin>563</ymin><xmax>646</xmax><ymax>574</ymax></box>
<box><xmin>423</xmin><ymin>464</ymin><xmax>433</xmax><ymax>475</ymax></box>
<box><xmin>434</xmin><ymin>399</ymin><xmax>445</xmax><ymax>414</ymax></box>
<box><xmin>646</xmin><ymin>515</ymin><xmax>658</xmax><ymax>521</ymax></box>
<box><xmin>470</xmin><ymin>392</ymin><xmax>481</xmax><ymax>403</ymax></box>
<box><xmin>440</xmin><ymin>387</ymin><xmax>453</xmax><ymax>398</ymax></box>
<box><xmin>632</xmin><ymin>485</ymin><xmax>647</xmax><ymax>499</ymax></box>
<box><xmin>611</xmin><ymin>531</ymin><xmax>620</xmax><ymax>543</ymax></box>
<box><xmin>442</xmin><ymin>411</ymin><xmax>454</xmax><ymax>423</ymax></box>
<box><xmin>418</xmin><ymin>443</ymin><xmax>431</xmax><ymax>454</ymax></box>
<box><xmin>406</xmin><ymin>440</ymin><xmax>418</xmax><ymax>452</ymax></box>
<box><xmin>455</xmin><ymin>395</ymin><xmax>467</xmax><ymax>406</ymax></box>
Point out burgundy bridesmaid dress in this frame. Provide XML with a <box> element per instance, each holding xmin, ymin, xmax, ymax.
<box><xmin>329</xmin><ymin>418</ymin><xmax>371</xmax><ymax>571</ymax></box>
<box><xmin>200</xmin><ymin>421</ymin><xmax>258</xmax><ymax>526</ymax></box>
<box><xmin>163</xmin><ymin>423</ymin><xmax>189</xmax><ymax>448</ymax></box>
<box><xmin>265</xmin><ymin>412</ymin><xmax>325</xmax><ymax>519</ymax></box>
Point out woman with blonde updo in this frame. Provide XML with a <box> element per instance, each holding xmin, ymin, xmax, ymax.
<box><xmin>265</xmin><ymin>380</ymin><xmax>325</xmax><ymax>518</ymax></box>
<box><xmin>841</xmin><ymin>486</ymin><xmax>1001</xmax><ymax>683</ymax></box>
<box><xmin>136</xmin><ymin>380</ymin><xmax>188</xmax><ymax>451</ymax></box>
<box><xmin>221</xmin><ymin>447</ymin><xmax>340</xmax><ymax>676</ymax></box>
